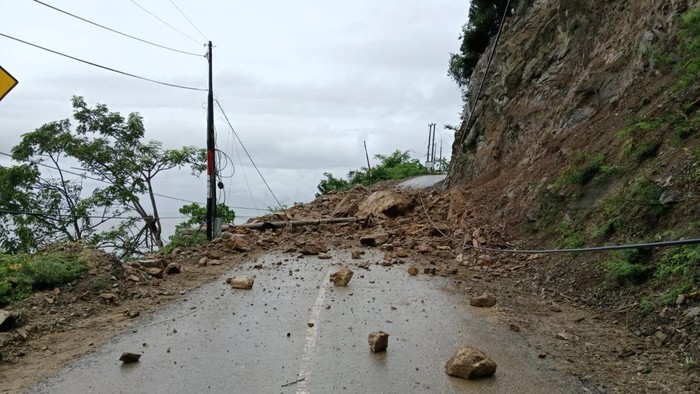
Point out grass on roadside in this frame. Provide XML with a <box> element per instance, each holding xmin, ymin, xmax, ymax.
<box><xmin>0</xmin><ymin>252</ymin><xmax>86</xmax><ymax>307</ymax></box>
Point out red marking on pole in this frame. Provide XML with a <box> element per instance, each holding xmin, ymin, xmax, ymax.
<box><xmin>207</xmin><ymin>150</ymin><xmax>214</xmax><ymax>175</ymax></box>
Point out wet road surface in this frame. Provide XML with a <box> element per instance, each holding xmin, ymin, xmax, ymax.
<box><xmin>32</xmin><ymin>251</ymin><xmax>585</xmax><ymax>393</ymax></box>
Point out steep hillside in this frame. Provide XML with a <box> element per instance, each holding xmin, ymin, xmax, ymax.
<box><xmin>442</xmin><ymin>0</ymin><xmax>700</xmax><ymax>389</ymax></box>
<box><xmin>447</xmin><ymin>0</ymin><xmax>699</xmax><ymax>274</ymax></box>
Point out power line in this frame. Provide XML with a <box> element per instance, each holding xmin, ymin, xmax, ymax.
<box><xmin>214</xmin><ymin>98</ymin><xmax>286</xmax><ymax>211</ymax></box>
<box><xmin>31</xmin><ymin>0</ymin><xmax>203</xmax><ymax>57</ymax></box>
<box><xmin>416</xmin><ymin>193</ymin><xmax>700</xmax><ymax>255</ymax></box>
<box><xmin>0</xmin><ymin>208</ymin><xmax>187</xmax><ymax>220</ymax></box>
<box><xmin>128</xmin><ymin>0</ymin><xmax>201</xmax><ymax>45</ymax></box>
<box><xmin>168</xmin><ymin>0</ymin><xmax>208</xmax><ymax>41</ymax></box>
<box><xmin>0</xmin><ymin>32</ymin><xmax>206</xmax><ymax>91</ymax></box>
<box><xmin>457</xmin><ymin>0</ymin><xmax>512</xmax><ymax>148</ymax></box>
<box><xmin>0</xmin><ymin>151</ymin><xmax>267</xmax><ymax>212</ymax></box>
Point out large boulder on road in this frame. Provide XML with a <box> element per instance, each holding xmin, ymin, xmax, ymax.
<box><xmin>357</xmin><ymin>191</ymin><xmax>415</xmax><ymax>218</ymax></box>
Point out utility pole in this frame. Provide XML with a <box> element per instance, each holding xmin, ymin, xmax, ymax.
<box><xmin>363</xmin><ymin>140</ymin><xmax>372</xmax><ymax>180</ymax></box>
<box><xmin>206</xmin><ymin>41</ymin><xmax>216</xmax><ymax>240</ymax></box>
<box><xmin>439</xmin><ymin>139</ymin><xmax>443</xmax><ymax>173</ymax></box>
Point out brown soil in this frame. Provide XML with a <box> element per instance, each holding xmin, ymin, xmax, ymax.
<box><xmin>1</xmin><ymin>184</ymin><xmax>699</xmax><ymax>393</ymax></box>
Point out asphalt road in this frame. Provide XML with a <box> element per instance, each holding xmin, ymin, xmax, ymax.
<box><xmin>31</xmin><ymin>250</ymin><xmax>585</xmax><ymax>393</ymax></box>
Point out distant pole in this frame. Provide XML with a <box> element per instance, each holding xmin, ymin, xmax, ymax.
<box><xmin>363</xmin><ymin>140</ymin><xmax>372</xmax><ymax>180</ymax></box>
<box><xmin>426</xmin><ymin>124</ymin><xmax>431</xmax><ymax>163</ymax></box>
<box><xmin>206</xmin><ymin>41</ymin><xmax>216</xmax><ymax>240</ymax></box>
<box><xmin>431</xmin><ymin>123</ymin><xmax>436</xmax><ymax>162</ymax></box>
<box><xmin>439</xmin><ymin>139</ymin><xmax>443</xmax><ymax>173</ymax></box>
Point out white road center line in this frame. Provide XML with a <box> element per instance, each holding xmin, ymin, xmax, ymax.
<box><xmin>295</xmin><ymin>270</ymin><xmax>332</xmax><ymax>394</ymax></box>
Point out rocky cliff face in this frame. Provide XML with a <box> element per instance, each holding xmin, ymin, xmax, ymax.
<box><xmin>446</xmin><ymin>0</ymin><xmax>700</xmax><ymax>241</ymax></box>
<box><xmin>448</xmin><ymin>0</ymin><xmax>693</xmax><ymax>185</ymax></box>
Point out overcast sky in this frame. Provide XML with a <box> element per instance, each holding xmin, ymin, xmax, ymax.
<box><xmin>1</xmin><ymin>0</ymin><xmax>466</xmax><ymax>231</ymax></box>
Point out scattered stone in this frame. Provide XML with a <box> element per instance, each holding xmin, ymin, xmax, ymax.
<box><xmin>0</xmin><ymin>309</ymin><xmax>18</xmax><ymax>332</ymax></box>
<box><xmin>423</xmin><ymin>267</ymin><xmax>436</xmax><ymax>275</ymax></box>
<box><xmin>318</xmin><ymin>253</ymin><xmax>332</xmax><ymax>260</ymax></box>
<box><xmin>380</xmin><ymin>243</ymin><xmax>394</xmax><ymax>252</ymax></box>
<box><xmin>445</xmin><ymin>346</ymin><xmax>497</xmax><ymax>379</ymax></box>
<box><xmin>556</xmin><ymin>331</ymin><xmax>573</xmax><ymax>341</ymax></box>
<box><xmin>209</xmin><ymin>259</ymin><xmax>222</xmax><ymax>266</ymax></box>
<box><xmin>137</xmin><ymin>259</ymin><xmax>164</xmax><ymax>269</ymax></box>
<box><xmin>685</xmin><ymin>307</ymin><xmax>700</xmax><ymax>318</ymax></box>
<box><xmin>332</xmin><ymin>192</ymin><xmax>362</xmax><ymax>217</ymax></box>
<box><xmin>509</xmin><ymin>324</ymin><xmax>520</xmax><ymax>332</ymax></box>
<box><xmin>128</xmin><ymin>310</ymin><xmax>140</xmax><ymax>319</ymax></box>
<box><xmin>16</xmin><ymin>328</ymin><xmax>28</xmax><ymax>339</ymax></box>
<box><xmin>198</xmin><ymin>257</ymin><xmax>209</xmax><ymax>266</ymax></box>
<box><xmin>469</xmin><ymin>292</ymin><xmax>497</xmax><ymax>308</ymax></box>
<box><xmin>127</xmin><ymin>274</ymin><xmax>140</xmax><ymax>282</ymax></box>
<box><xmin>307</xmin><ymin>322</ymin><xmax>315</xmax><ymax>328</ymax></box>
<box><xmin>226</xmin><ymin>277</ymin><xmax>255</xmax><ymax>290</ymax></box>
<box><xmin>360</xmin><ymin>232</ymin><xmax>390</xmax><ymax>247</ymax></box>
<box><xmin>119</xmin><ymin>352</ymin><xmax>141</xmax><ymax>363</ymax></box>
<box><xmin>368</xmin><ymin>331</ymin><xmax>389</xmax><ymax>352</ymax></box>
<box><xmin>171</xmin><ymin>247</ymin><xmax>183</xmax><ymax>256</ymax></box>
<box><xmin>407</xmin><ymin>266</ymin><xmax>418</xmax><ymax>276</ymax></box>
<box><xmin>99</xmin><ymin>293</ymin><xmax>117</xmax><ymax>302</ymax></box>
<box><xmin>395</xmin><ymin>248</ymin><xmax>409</xmax><ymax>258</ymax></box>
<box><xmin>538</xmin><ymin>353</ymin><xmax>547</xmax><ymax>359</ymax></box>
<box><xmin>208</xmin><ymin>250</ymin><xmax>222</xmax><ymax>260</ymax></box>
<box><xmin>676</xmin><ymin>294</ymin><xmax>686</xmax><ymax>306</ymax></box>
<box><xmin>299</xmin><ymin>241</ymin><xmax>329</xmax><ymax>255</ymax></box>
<box><xmin>331</xmin><ymin>266</ymin><xmax>354</xmax><ymax>286</ymax></box>
<box><xmin>165</xmin><ymin>263</ymin><xmax>181</xmax><ymax>275</ymax></box>
<box><xmin>226</xmin><ymin>236</ymin><xmax>251</xmax><ymax>252</ymax></box>
<box><xmin>351</xmin><ymin>250</ymin><xmax>362</xmax><ymax>259</ymax></box>
<box><xmin>147</xmin><ymin>268</ymin><xmax>164</xmax><ymax>279</ymax></box>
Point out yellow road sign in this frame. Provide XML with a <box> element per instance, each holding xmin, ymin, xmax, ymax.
<box><xmin>0</xmin><ymin>66</ymin><xmax>18</xmax><ymax>102</ymax></box>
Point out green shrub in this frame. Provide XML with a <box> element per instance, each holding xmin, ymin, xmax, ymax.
<box><xmin>677</xmin><ymin>4</ymin><xmax>700</xmax><ymax>89</ymax></box>
<box><xmin>317</xmin><ymin>150</ymin><xmax>430</xmax><ymax>195</ymax></box>
<box><xmin>0</xmin><ymin>252</ymin><xmax>86</xmax><ymax>306</ymax></box>
<box><xmin>655</xmin><ymin>245</ymin><xmax>700</xmax><ymax>280</ymax></box>
<box><xmin>605</xmin><ymin>249</ymin><xmax>651</xmax><ymax>285</ymax></box>
<box><xmin>559</xmin><ymin>153</ymin><xmax>619</xmax><ymax>187</ymax></box>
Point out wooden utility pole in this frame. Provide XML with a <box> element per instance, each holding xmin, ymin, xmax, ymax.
<box><xmin>206</xmin><ymin>41</ymin><xmax>216</xmax><ymax>240</ymax></box>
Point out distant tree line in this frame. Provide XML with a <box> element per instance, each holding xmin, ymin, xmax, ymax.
<box><xmin>316</xmin><ymin>150</ymin><xmax>442</xmax><ymax>195</ymax></box>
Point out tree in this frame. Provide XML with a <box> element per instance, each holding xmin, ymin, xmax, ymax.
<box><xmin>316</xmin><ymin>150</ymin><xmax>429</xmax><ymax>195</ymax></box>
<box><xmin>6</xmin><ymin>96</ymin><xmax>206</xmax><ymax>256</ymax></box>
<box><xmin>177</xmin><ymin>202</ymin><xmax>236</xmax><ymax>230</ymax></box>
<box><xmin>448</xmin><ymin>0</ymin><xmax>513</xmax><ymax>88</ymax></box>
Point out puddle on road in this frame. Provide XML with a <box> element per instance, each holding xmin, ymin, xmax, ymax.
<box><xmin>31</xmin><ymin>250</ymin><xmax>585</xmax><ymax>393</ymax></box>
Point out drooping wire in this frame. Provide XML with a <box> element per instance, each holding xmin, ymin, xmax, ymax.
<box><xmin>0</xmin><ymin>33</ymin><xmax>206</xmax><ymax>91</ymax></box>
<box><xmin>31</xmin><ymin>0</ymin><xmax>203</xmax><ymax>57</ymax></box>
<box><xmin>214</xmin><ymin>98</ymin><xmax>285</xmax><ymax>212</ymax></box>
<box><xmin>0</xmin><ymin>208</ymin><xmax>187</xmax><ymax>220</ymax></box>
<box><xmin>457</xmin><ymin>0</ymin><xmax>512</xmax><ymax>147</ymax></box>
<box><xmin>128</xmin><ymin>0</ymin><xmax>201</xmax><ymax>45</ymax></box>
<box><xmin>168</xmin><ymin>0</ymin><xmax>208</xmax><ymax>41</ymax></box>
<box><xmin>416</xmin><ymin>193</ymin><xmax>700</xmax><ymax>254</ymax></box>
<box><xmin>0</xmin><ymin>151</ymin><xmax>267</xmax><ymax>211</ymax></box>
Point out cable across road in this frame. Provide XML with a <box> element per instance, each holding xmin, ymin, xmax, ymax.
<box><xmin>417</xmin><ymin>194</ymin><xmax>700</xmax><ymax>255</ymax></box>
<box><xmin>31</xmin><ymin>0</ymin><xmax>203</xmax><ymax>57</ymax></box>
<box><xmin>214</xmin><ymin>98</ymin><xmax>287</xmax><ymax>212</ymax></box>
<box><xmin>0</xmin><ymin>32</ymin><xmax>206</xmax><ymax>91</ymax></box>
<box><xmin>0</xmin><ymin>151</ymin><xmax>268</xmax><ymax>212</ymax></box>
<box><xmin>128</xmin><ymin>0</ymin><xmax>201</xmax><ymax>45</ymax></box>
